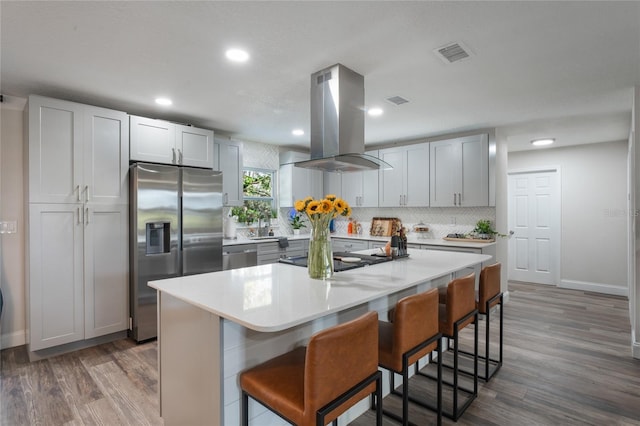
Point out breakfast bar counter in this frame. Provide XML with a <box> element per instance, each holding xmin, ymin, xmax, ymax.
<box><xmin>150</xmin><ymin>249</ymin><xmax>492</xmax><ymax>425</ymax></box>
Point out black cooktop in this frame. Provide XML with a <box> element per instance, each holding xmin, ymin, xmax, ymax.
<box><xmin>278</xmin><ymin>251</ymin><xmax>392</xmax><ymax>272</ymax></box>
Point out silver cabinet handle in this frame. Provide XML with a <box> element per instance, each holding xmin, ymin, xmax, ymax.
<box><xmin>178</xmin><ymin>149</ymin><xmax>183</xmax><ymax>164</ymax></box>
<box><xmin>76</xmin><ymin>185</ymin><xmax>81</xmax><ymax>202</ymax></box>
<box><xmin>77</xmin><ymin>207</ymin><xmax>82</xmax><ymax>224</ymax></box>
<box><xmin>224</xmin><ymin>193</ymin><xmax>228</xmax><ymax>205</ymax></box>
<box><xmin>172</xmin><ymin>147</ymin><xmax>177</xmax><ymax>164</ymax></box>
<box><xmin>458</xmin><ymin>193</ymin><xmax>462</xmax><ymax>206</ymax></box>
<box><xmin>85</xmin><ymin>207</ymin><xmax>90</xmax><ymax>225</ymax></box>
<box><xmin>399</xmin><ymin>195</ymin><xmax>403</xmax><ymax>206</ymax></box>
<box><xmin>453</xmin><ymin>193</ymin><xmax>456</xmax><ymax>206</ymax></box>
<box><xmin>85</xmin><ymin>185</ymin><xmax>90</xmax><ymax>202</ymax></box>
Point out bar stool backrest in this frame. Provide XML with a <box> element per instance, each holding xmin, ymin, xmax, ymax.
<box><xmin>304</xmin><ymin>311</ymin><xmax>379</xmax><ymax>416</ymax></box>
<box><xmin>443</xmin><ymin>273</ymin><xmax>476</xmax><ymax>335</ymax></box>
<box><xmin>393</xmin><ymin>288</ymin><xmax>439</xmax><ymax>359</ymax></box>
<box><xmin>479</xmin><ymin>263</ymin><xmax>501</xmax><ymax>314</ymax></box>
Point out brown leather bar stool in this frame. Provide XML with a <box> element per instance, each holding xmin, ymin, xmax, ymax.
<box><xmin>431</xmin><ymin>273</ymin><xmax>478</xmax><ymax>421</ymax></box>
<box><xmin>458</xmin><ymin>263</ymin><xmax>503</xmax><ymax>381</ymax></box>
<box><xmin>240</xmin><ymin>311</ymin><xmax>382</xmax><ymax>426</ymax></box>
<box><xmin>377</xmin><ymin>288</ymin><xmax>442</xmax><ymax>426</ymax></box>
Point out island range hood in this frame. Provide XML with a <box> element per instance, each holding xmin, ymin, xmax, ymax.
<box><xmin>294</xmin><ymin>64</ymin><xmax>392</xmax><ymax>173</ymax></box>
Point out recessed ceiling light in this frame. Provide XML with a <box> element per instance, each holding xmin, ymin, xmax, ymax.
<box><xmin>155</xmin><ymin>97</ymin><xmax>172</xmax><ymax>106</ymax></box>
<box><xmin>292</xmin><ymin>129</ymin><xmax>304</xmax><ymax>136</ymax></box>
<box><xmin>531</xmin><ymin>138</ymin><xmax>555</xmax><ymax>146</ymax></box>
<box><xmin>225</xmin><ymin>48</ymin><xmax>249</xmax><ymax>63</ymax></box>
<box><xmin>368</xmin><ymin>107</ymin><xmax>383</xmax><ymax>117</ymax></box>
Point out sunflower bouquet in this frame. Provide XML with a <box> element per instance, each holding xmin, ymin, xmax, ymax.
<box><xmin>294</xmin><ymin>195</ymin><xmax>351</xmax><ymax>279</ymax></box>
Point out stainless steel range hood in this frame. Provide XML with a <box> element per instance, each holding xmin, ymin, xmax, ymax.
<box><xmin>294</xmin><ymin>64</ymin><xmax>392</xmax><ymax>173</ymax></box>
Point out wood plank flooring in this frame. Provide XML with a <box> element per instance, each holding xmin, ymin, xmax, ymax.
<box><xmin>2</xmin><ymin>282</ymin><xmax>639</xmax><ymax>425</ymax></box>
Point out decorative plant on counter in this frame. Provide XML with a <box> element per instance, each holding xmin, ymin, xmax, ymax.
<box><xmin>470</xmin><ymin>219</ymin><xmax>505</xmax><ymax>239</ymax></box>
<box><xmin>289</xmin><ymin>209</ymin><xmax>306</xmax><ymax>230</ymax></box>
<box><xmin>294</xmin><ymin>195</ymin><xmax>351</xmax><ymax>279</ymax></box>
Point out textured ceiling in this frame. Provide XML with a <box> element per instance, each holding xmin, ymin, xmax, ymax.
<box><xmin>2</xmin><ymin>1</ymin><xmax>639</xmax><ymax>152</ymax></box>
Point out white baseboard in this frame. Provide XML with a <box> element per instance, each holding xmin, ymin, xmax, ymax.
<box><xmin>559</xmin><ymin>279</ymin><xmax>628</xmax><ymax>297</ymax></box>
<box><xmin>633</xmin><ymin>342</ymin><xmax>640</xmax><ymax>359</ymax></box>
<box><xmin>503</xmin><ymin>290</ymin><xmax>510</xmax><ymax>303</ymax></box>
<box><xmin>1</xmin><ymin>329</ymin><xmax>26</xmax><ymax>349</ymax></box>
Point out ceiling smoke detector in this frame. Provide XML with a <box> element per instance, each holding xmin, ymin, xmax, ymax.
<box><xmin>434</xmin><ymin>41</ymin><xmax>474</xmax><ymax>64</ymax></box>
<box><xmin>386</xmin><ymin>96</ymin><xmax>409</xmax><ymax>106</ymax></box>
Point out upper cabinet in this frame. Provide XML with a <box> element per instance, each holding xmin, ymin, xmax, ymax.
<box><xmin>27</xmin><ymin>95</ymin><xmax>129</xmax><ymax>205</ymax></box>
<box><xmin>378</xmin><ymin>143</ymin><xmax>429</xmax><ymax>207</ymax></box>
<box><xmin>279</xmin><ymin>151</ymin><xmax>323</xmax><ymax>207</ymax></box>
<box><xmin>214</xmin><ymin>138</ymin><xmax>243</xmax><ymax>206</ymax></box>
<box><xmin>429</xmin><ymin>134</ymin><xmax>489</xmax><ymax>207</ymax></box>
<box><xmin>341</xmin><ymin>150</ymin><xmax>379</xmax><ymax>207</ymax></box>
<box><xmin>130</xmin><ymin>115</ymin><xmax>214</xmax><ymax>168</ymax></box>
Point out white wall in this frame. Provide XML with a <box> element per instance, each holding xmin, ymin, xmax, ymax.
<box><xmin>632</xmin><ymin>86</ymin><xmax>639</xmax><ymax>358</ymax></box>
<box><xmin>1</xmin><ymin>99</ymin><xmax>26</xmax><ymax>348</ymax></box>
<box><xmin>509</xmin><ymin>141</ymin><xmax>629</xmax><ymax>295</ymax></box>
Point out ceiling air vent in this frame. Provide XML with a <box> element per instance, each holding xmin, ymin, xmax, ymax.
<box><xmin>434</xmin><ymin>41</ymin><xmax>474</xmax><ymax>64</ymax></box>
<box><xmin>386</xmin><ymin>96</ymin><xmax>409</xmax><ymax>106</ymax></box>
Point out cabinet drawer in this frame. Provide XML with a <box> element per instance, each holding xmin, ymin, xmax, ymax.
<box><xmin>332</xmin><ymin>238</ymin><xmax>369</xmax><ymax>253</ymax></box>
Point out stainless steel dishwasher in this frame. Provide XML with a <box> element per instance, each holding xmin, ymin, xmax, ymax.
<box><xmin>223</xmin><ymin>244</ymin><xmax>258</xmax><ymax>270</ymax></box>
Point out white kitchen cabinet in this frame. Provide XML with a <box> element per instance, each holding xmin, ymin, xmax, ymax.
<box><xmin>342</xmin><ymin>150</ymin><xmax>379</xmax><ymax>207</ymax></box>
<box><xmin>26</xmin><ymin>95</ymin><xmax>129</xmax><ymax>353</ymax></box>
<box><xmin>83</xmin><ymin>204</ymin><xmax>129</xmax><ymax>339</ymax></box>
<box><xmin>323</xmin><ymin>171</ymin><xmax>342</xmax><ymax>198</ymax></box>
<box><xmin>332</xmin><ymin>238</ymin><xmax>369</xmax><ymax>253</ymax></box>
<box><xmin>28</xmin><ymin>203</ymin><xmax>129</xmax><ymax>351</ymax></box>
<box><xmin>378</xmin><ymin>143</ymin><xmax>429</xmax><ymax>207</ymax></box>
<box><xmin>256</xmin><ymin>239</ymin><xmax>308</xmax><ymax>265</ymax></box>
<box><xmin>429</xmin><ymin>134</ymin><xmax>489</xmax><ymax>207</ymax></box>
<box><xmin>279</xmin><ymin>151</ymin><xmax>323</xmax><ymax>207</ymax></box>
<box><xmin>28</xmin><ymin>204</ymin><xmax>84</xmax><ymax>351</ymax></box>
<box><xmin>130</xmin><ymin>115</ymin><xmax>214</xmax><ymax>168</ymax></box>
<box><xmin>176</xmin><ymin>124</ymin><xmax>215</xmax><ymax>169</ymax></box>
<box><xmin>28</xmin><ymin>96</ymin><xmax>129</xmax><ymax>205</ymax></box>
<box><xmin>214</xmin><ymin>138</ymin><xmax>243</xmax><ymax>206</ymax></box>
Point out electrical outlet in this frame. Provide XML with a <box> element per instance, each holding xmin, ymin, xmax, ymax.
<box><xmin>0</xmin><ymin>221</ymin><xmax>17</xmax><ymax>234</ymax></box>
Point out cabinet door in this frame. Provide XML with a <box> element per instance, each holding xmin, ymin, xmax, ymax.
<box><xmin>217</xmin><ymin>139</ymin><xmax>243</xmax><ymax>206</ymax></box>
<box><xmin>429</xmin><ymin>139</ymin><xmax>459</xmax><ymax>207</ymax></box>
<box><xmin>29</xmin><ymin>204</ymin><xmax>84</xmax><ymax>351</ymax></box>
<box><xmin>28</xmin><ymin>96</ymin><xmax>83</xmax><ymax>203</ymax></box>
<box><xmin>460</xmin><ymin>134</ymin><xmax>489</xmax><ymax>206</ymax></box>
<box><xmin>84</xmin><ymin>204</ymin><xmax>129</xmax><ymax>339</ymax></box>
<box><xmin>176</xmin><ymin>124</ymin><xmax>214</xmax><ymax>169</ymax></box>
<box><xmin>404</xmin><ymin>143</ymin><xmax>429</xmax><ymax>207</ymax></box>
<box><xmin>84</xmin><ymin>106</ymin><xmax>129</xmax><ymax>205</ymax></box>
<box><xmin>129</xmin><ymin>115</ymin><xmax>176</xmax><ymax>164</ymax></box>
<box><xmin>361</xmin><ymin>150</ymin><xmax>379</xmax><ymax>207</ymax></box>
<box><xmin>430</xmin><ymin>134</ymin><xmax>489</xmax><ymax>207</ymax></box>
<box><xmin>378</xmin><ymin>147</ymin><xmax>405</xmax><ymax>207</ymax></box>
<box><xmin>323</xmin><ymin>172</ymin><xmax>342</xmax><ymax>199</ymax></box>
<box><xmin>341</xmin><ymin>172</ymin><xmax>362</xmax><ymax>206</ymax></box>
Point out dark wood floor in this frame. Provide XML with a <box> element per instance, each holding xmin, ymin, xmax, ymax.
<box><xmin>2</xmin><ymin>282</ymin><xmax>639</xmax><ymax>425</ymax></box>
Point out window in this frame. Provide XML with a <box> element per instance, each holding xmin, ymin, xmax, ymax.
<box><xmin>231</xmin><ymin>168</ymin><xmax>276</xmax><ymax>225</ymax></box>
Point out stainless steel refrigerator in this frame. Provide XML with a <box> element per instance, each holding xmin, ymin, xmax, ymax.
<box><xmin>129</xmin><ymin>162</ymin><xmax>223</xmax><ymax>342</ymax></box>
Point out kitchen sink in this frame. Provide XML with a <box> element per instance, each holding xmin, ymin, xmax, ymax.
<box><xmin>249</xmin><ymin>236</ymin><xmax>281</xmax><ymax>241</ymax></box>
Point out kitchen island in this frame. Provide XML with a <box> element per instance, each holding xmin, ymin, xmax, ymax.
<box><xmin>149</xmin><ymin>249</ymin><xmax>492</xmax><ymax>425</ymax></box>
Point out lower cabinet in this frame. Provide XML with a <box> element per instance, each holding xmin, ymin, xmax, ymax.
<box><xmin>28</xmin><ymin>203</ymin><xmax>128</xmax><ymax>351</ymax></box>
<box><xmin>408</xmin><ymin>243</ymin><xmax>496</xmax><ymax>278</ymax></box>
<box><xmin>331</xmin><ymin>238</ymin><xmax>369</xmax><ymax>253</ymax></box>
<box><xmin>257</xmin><ymin>239</ymin><xmax>308</xmax><ymax>265</ymax></box>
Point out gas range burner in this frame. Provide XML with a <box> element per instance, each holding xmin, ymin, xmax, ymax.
<box><xmin>278</xmin><ymin>251</ymin><xmax>392</xmax><ymax>272</ymax></box>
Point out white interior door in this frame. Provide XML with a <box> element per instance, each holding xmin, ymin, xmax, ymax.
<box><xmin>508</xmin><ymin>170</ymin><xmax>560</xmax><ymax>285</ymax></box>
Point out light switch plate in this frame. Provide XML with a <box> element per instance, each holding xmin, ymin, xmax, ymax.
<box><xmin>0</xmin><ymin>221</ymin><xmax>17</xmax><ymax>234</ymax></box>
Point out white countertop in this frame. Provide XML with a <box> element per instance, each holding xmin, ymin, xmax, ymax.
<box><xmin>223</xmin><ymin>233</ymin><xmax>495</xmax><ymax>249</ymax></box>
<box><xmin>149</xmin><ymin>249</ymin><xmax>491</xmax><ymax>332</ymax></box>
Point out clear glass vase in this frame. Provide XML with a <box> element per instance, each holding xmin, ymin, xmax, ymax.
<box><xmin>307</xmin><ymin>222</ymin><xmax>333</xmax><ymax>279</ymax></box>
